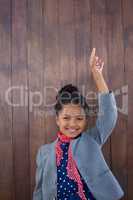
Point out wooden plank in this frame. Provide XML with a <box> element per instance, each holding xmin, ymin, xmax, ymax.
<box><xmin>27</xmin><ymin>0</ymin><xmax>46</xmax><ymax>197</ymax></box>
<box><xmin>59</xmin><ymin>0</ymin><xmax>76</xmax><ymax>86</ymax></box>
<box><xmin>122</xmin><ymin>0</ymin><xmax>133</xmax><ymax>199</ymax></box>
<box><xmin>42</xmin><ymin>0</ymin><xmax>61</xmax><ymax>144</ymax></box>
<box><xmin>106</xmin><ymin>0</ymin><xmax>127</xmax><ymax>199</ymax></box>
<box><xmin>11</xmin><ymin>0</ymin><xmax>30</xmax><ymax>199</ymax></box>
<box><xmin>74</xmin><ymin>0</ymin><xmax>91</xmax><ymax>83</ymax></box>
<box><xmin>90</xmin><ymin>0</ymin><xmax>111</xmax><ymax>167</ymax></box>
<box><xmin>0</xmin><ymin>0</ymin><xmax>14</xmax><ymax>200</ymax></box>
<box><xmin>73</xmin><ymin>0</ymin><xmax>91</xmax><ymax>92</ymax></box>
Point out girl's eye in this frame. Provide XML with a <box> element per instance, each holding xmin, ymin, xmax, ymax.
<box><xmin>63</xmin><ymin>117</ymin><xmax>69</xmax><ymax>120</ymax></box>
<box><xmin>77</xmin><ymin>118</ymin><xmax>83</xmax><ymax>120</ymax></box>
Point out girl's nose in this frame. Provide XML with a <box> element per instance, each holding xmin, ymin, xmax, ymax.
<box><xmin>69</xmin><ymin>118</ymin><xmax>77</xmax><ymax>127</ymax></box>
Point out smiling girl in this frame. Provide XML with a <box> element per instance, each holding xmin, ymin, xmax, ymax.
<box><xmin>33</xmin><ymin>48</ymin><xmax>124</xmax><ymax>200</ymax></box>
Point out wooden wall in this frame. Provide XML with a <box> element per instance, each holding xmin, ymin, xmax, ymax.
<box><xmin>0</xmin><ymin>0</ymin><xmax>132</xmax><ymax>199</ymax></box>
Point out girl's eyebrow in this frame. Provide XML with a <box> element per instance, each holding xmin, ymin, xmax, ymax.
<box><xmin>62</xmin><ymin>114</ymin><xmax>71</xmax><ymax>117</ymax></box>
<box><xmin>62</xmin><ymin>113</ymin><xmax>84</xmax><ymax>117</ymax></box>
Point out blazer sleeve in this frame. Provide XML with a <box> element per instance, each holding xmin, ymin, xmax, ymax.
<box><xmin>32</xmin><ymin>147</ymin><xmax>43</xmax><ymax>200</ymax></box>
<box><xmin>87</xmin><ymin>91</ymin><xmax>118</xmax><ymax>146</ymax></box>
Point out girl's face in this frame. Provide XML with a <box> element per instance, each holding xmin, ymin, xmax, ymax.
<box><xmin>56</xmin><ymin>103</ymin><xmax>87</xmax><ymax>138</ymax></box>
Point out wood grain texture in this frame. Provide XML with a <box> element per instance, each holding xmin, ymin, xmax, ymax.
<box><xmin>122</xmin><ymin>0</ymin><xmax>133</xmax><ymax>199</ymax></box>
<box><xmin>11</xmin><ymin>0</ymin><xmax>30</xmax><ymax>199</ymax></box>
<box><xmin>106</xmin><ymin>0</ymin><xmax>128</xmax><ymax>199</ymax></box>
<box><xmin>59</xmin><ymin>0</ymin><xmax>76</xmax><ymax>85</ymax></box>
<box><xmin>0</xmin><ymin>0</ymin><xmax>132</xmax><ymax>199</ymax></box>
<box><xmin>0</xmin><ymin>0</ymin><xmax>13</xmax><ymax>200</ymax></box>
<box><xmin>27</xmin><ymin>0</ymin><xmax>45</xmax><ymax>198</ymax></box>
<box><xmin>42</xmin><ymin>0</ymin><xmax>60</xmax><ymax>144</ymax></box>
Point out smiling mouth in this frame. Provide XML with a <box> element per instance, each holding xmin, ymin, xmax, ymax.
<box><xmin>66</xmin><ymin>128</ymin><xmax>79</xmax><ymax>133</ymax></box>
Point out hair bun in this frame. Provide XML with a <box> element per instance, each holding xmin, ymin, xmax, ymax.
<box><xmin>59</xmin><ymin>84</ymin><xmax>79</xmax><ymax>94</ymax></box>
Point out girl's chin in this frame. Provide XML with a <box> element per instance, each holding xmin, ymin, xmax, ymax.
<box><xmin>64</xmin><ymin>132</ymin><xmax>80</xmax><ymax>138</ymax></box>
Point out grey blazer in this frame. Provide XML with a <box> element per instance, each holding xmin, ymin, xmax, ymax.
<box><xmin>33</xmin><ymin>92</ymin><xmax>124</xmax><ymax>200</ymax></box>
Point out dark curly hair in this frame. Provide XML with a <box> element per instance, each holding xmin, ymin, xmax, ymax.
<box><xmin>54</xmin><ymin>84</ymin><xmax>89</xmax><ymax>117</ymax></box>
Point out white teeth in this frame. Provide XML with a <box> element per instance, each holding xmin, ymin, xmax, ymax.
<box><xmin>69</xmin><ymin>129</ymin><xmax>77</xmax><ymax>132</ymax></box>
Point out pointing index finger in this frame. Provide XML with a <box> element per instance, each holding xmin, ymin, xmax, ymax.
<box><xmin>89</xmin><ymin>48</ymin><xmax>96</xmax><ymax>66</ymax></box>
<box><xmin>90</xmin><ymin>48</ymin><xmax>96</xmax><ymax>59</ymax></box>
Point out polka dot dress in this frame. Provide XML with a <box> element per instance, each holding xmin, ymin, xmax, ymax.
<box><xmin>56</xmin><ymin>134</ymin><xmax>96</xmax><ymax>200</ymax></box>
<box><xmin>57</xmin><ymin>142</ymin><xmax>80</xmax><ymax>200</ymax></box>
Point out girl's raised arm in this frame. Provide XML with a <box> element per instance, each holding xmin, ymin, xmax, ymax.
<box><xmin>89</xmin><ymin>48</ymin><xmax>109</xmax><ymax>93</ymax></box>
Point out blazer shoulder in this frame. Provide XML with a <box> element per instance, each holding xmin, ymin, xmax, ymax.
<box><xmin>39</xmin><ymin>143</ymin><xmax>51</xmax><ymax>154</ymax></box>
<box><xmin>39</xmin><ymin>139</ymin><xmax>57</xmax><ymax>155</ymax></box>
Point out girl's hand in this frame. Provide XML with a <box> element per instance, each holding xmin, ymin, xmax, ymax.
<box><xmin>89</xmin><ymin>48</ymin><xmax>104</xmax><ymax>75</ymax></box>
<box><xmin>89</xmin><ymin>48</ymin><xmax>109</xmax><ymax>93</ymax></box>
